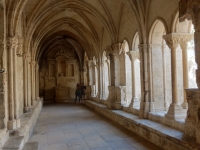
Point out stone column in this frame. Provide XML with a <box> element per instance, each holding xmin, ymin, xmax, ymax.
<box><xmin>138</xmin><ymin>44</ymin><xmax>152</xmax><ymax>118</ymax></box>
<box><xmin>179</xmin><ymin>34</ymin><xmax>194</xmax><ymax>109</ymax></box>
<box><xmin>7</xmin><ymin>37</ymin><xmax>18</xmax><ymax>129</ymax></box>
<box><xmin>27</xmin><ymin>54</ymin><xmax>31</xmax><ymax>107</ymax></box>
<box><xmin>163</xmin><ymin>33</ymin><xmax>186</xmax><ymax>119</ymax></box>
<box><xmin>30</xmin><ymin>61</ymin><xmax>36</xmax><ymax>106</ymax></box>
<box><xmin>105</xmin><ymin>43</ymin><xmax>122</xmax><ymax>109</ymax></box>
<box><xmin>127</xmin><ymin>51</ymin><xmax>140</xmax><ymax>108</ymax></box>
<box><xmin>162</xmin><ymin>44</ymin><xmax>169</xmax><ymax>111</ymax></box>
<box><xmin>35</xmin><ymin>64</ymin><xmax>39</xmax><ymax>100</ymax></box>
<box><xmin>22</xmin><ymin>52</ymin><xmax>30</xmax><ymax>112</ymax></box>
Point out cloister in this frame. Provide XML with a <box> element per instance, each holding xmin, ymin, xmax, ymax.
<box><xmin>0</xmin><ymin>0</ymin><xmax>200</xmax><ymax>149</ymax></box>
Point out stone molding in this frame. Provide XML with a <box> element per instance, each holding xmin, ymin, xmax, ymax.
<box><xmin>126</xmin><ymin>51</ymin><xmax>140</xmax><ymax>61</ymax></box>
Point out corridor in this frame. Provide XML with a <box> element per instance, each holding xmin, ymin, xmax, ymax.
<box><xmin>29</xmin><ymin>103</ymin><xmax>161</xmax><ymax>150</ymax></box>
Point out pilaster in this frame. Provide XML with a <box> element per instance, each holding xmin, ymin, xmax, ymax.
<box><xmin>30</xmin><ymin>60</ymin><xmax>36</xmax><ymax>106</ymax></box>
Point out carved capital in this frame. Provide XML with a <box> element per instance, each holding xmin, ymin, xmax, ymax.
<box><xmin>6</xmin><ymin>37</ymin><xmax>18</xmax><ymax>50</ymax></box>
<box><xmin>126</xmin><ymin>51</ymin><xmax>140</xmax><ymax>61</ymax></box>
<box><xmin>29</xmin><ymin>61</ymin><xmax>36</xmax><ymax>66</ymax></box>
<box><xmin>35</xmin><ymin>64</ymin><xmax>39</xmax><ymax>70</ymax></box>
<box><xmin>105</xmin><ymin>43</ymin><xmax>122</xmax><ymax>56</ymax></box>
<box><xmin>163</xmin><ymin>33</ymin><xmax>180</xmax><ymax>49</ymax></box>
<box><xmin>22</xmin><ymin>52</ymin><xmax>31</xmax><ymax>60</ymax></box>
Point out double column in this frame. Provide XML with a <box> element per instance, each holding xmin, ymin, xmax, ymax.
<box><xmin>163</xmin><ymin>34</ymin><xmax>186</xmax><ymax>119</ymax></box>
<box><xmin>127</xmin><ymin>51</ymin><xmax>140</xmax><ymax>108</ymax></box>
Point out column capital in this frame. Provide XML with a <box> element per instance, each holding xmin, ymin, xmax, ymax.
<box><xmin>105</xmin><ymin>43</ymin><xmax>122</xmax><ymax>56</ymax></box>
<box><xmin>163</xmin><ymin>33</ymin><xmax>180</xmax><ymax>49</ymax></box>
<box><xmin>22</xmin><ymin>52</ymin><xmax>31</xmax><ymax>60</ymax></box>
<box><xmin>29</xmin><ymin>61</ymin><xmax>36</xmax><ymax>66</ymax></box>
<box><xmin>6</xmin><ymin>37</ymin><xmax>18</xmax><ymax>50</ymax></box>
<box><xmin>35</xmin><ymin>64</ymin><xmax>39</xmax><ymax>70</ymax></box>
<box><xmin>126</xmin><ymin>51</ymin><xmax>140</xmax><ymax>61</ymax></box>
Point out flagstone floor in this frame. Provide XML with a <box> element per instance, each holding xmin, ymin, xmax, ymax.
<box><xmin>29</xmin><ymin>103</ymin><xmax>162</xmax><ymax>150</ymax></box>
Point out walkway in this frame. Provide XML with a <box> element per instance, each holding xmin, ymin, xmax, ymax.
<box><xmin>29</xmin><ymin>103</ymin><xmax>161</xmax><ymax>150</ymax></box>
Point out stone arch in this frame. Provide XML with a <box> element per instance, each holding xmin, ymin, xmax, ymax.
<box><xmin>149</xmin><ymin>20</ymin><xmax>171</xmax><ymax>111</ymax></box>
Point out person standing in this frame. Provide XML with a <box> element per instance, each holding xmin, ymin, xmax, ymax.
<box><xmin>75</xmin><ymin>83</ymin><xmax>81</xmax><ymax>103</ymax></box>
<box><xmin>80</xmin><ymin>83</ymin><xmax>86</xmax><ymax>103</ymax></box>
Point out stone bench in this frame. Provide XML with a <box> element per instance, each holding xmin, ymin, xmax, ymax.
<box><xmin>85</xmin><ymin>100</ymin><xmax>200</xmax><ymax>150</ymax></box>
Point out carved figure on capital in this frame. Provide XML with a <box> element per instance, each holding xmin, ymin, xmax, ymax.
<box><xmin>6</xmin><ymin>37</ymin><xmax>18</xmax><ymax>51</ymax></box>
<box><xmin>163</xmin><ymin>34</ymin><xmax>180</xmax><ymax>50</ymax></box>
<box><xmin>29</xmin><ymin>61</ymin><xmax>36</xmax><ymax>66</ymax></box>
<box><xmin>138</xmin><ymin>44</ymin><xmax>149</xmax><ymax>53</ymax></box>
<box><xmin>22</xmin><ymin>52</ymin><xmax>31</xmax><ymax>61</ymax></box>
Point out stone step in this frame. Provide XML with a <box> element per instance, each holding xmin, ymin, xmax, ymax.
<box><xmin>2</xmin><ymin>136</ymin><xmax>24</xmax><ymax>150</ymax></box>
<box><xmin>22</xmin><ymin>142</ymin><xmax>39</xmax><ymax>150</ymax></box>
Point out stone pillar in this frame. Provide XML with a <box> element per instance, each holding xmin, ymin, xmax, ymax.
<box><xmin>163</xmin><ymin>34</ymin><xmax>186</xmax><ymax>119</ymax></box>
<box><xmin>27</xmin><ymin>55</ymin><xmax>31</xmax><ymax>107</ymax></box>
<box><xmin>7</xmin><ymin>37</ymin><xmax>18</xmax><ymax>129</ymax></box>
<box><xmin>105</xmin><ymin>43</ymin><xmax>123</xmax><ymax>109</ymax></box>
<box><xmin>138</xmin><ymin>44</ymin><xmax>152</xmax><ymax>118</ymax></box>
<box><xmin>179</xmin><ymin>34</ymin><xmax>194</xmax><ymax>109</ymax></box>
<box><xmin>127</xmin><ymin>51</ymin><xmax>140</xmax><ymax>108</ymax></box>
<box><xmin>22</xmin><ymin>52</ymin><xmax>30</xmax><ymax>112</ymax></box>
<box><xmin>30</xmin><ymin>61</ymin><xmax>36</xmax><ymax>106</ymax></box>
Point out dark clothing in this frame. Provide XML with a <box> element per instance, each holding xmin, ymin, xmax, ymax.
<box><xmin>75</xmin><ymin>88</ymin><xmax>81</xmax><ymax>102</ymax></box>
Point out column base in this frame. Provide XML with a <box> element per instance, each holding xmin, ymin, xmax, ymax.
<box><xmin>181</xmin><ymin>101</ymin><xmax>188</xmax><ymax>109</ymax></box>
<box><xmin>16</xmin><ymin>119</ymin><xmax>20</xmax><ymax>128</ymax></box>
<box><xmin>139</xmin><ymin>102</ymin><xmax>149</xmax><ymax>118</ymax></box>
<box><xmin>165</xmin><ymin>103</ymin><xmax>187</xmax><ymax>119</ymax></box>
<box><xmin>24</xmin><ymin>107</ymin><xmax>30</xmax><ymax>113</ymax></box>
<box><xmin>129</xmin><ymin>97</ymin><xmax>140</xmax><ymax>108</ymax></box>
<box><xmin>7</xmin><ymin>120</ymin><xmax>16</xmax><ymax>130</ymax></box>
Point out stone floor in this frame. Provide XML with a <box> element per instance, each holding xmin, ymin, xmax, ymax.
<box><xmin>29</xmin><ymin>103</ymin><xmax>162</xmax><ymax>150</ymax></box>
